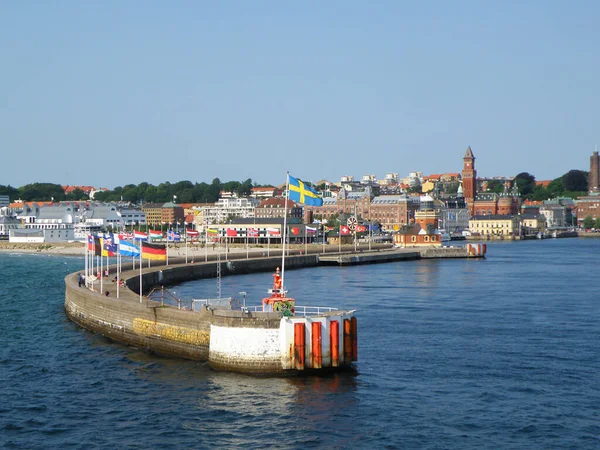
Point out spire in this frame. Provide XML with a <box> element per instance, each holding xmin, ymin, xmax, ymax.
<box><xmin>457</xmin><ymin>181</ymin><xmax>464</xmax><ymax>197</ymax></box>
<box><xmin>464</xmin><ymin>146</ymin><xmax>474</xmax><ymax>159</ymax></box>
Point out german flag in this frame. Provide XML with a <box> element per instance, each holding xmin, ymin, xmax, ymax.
<box><xmin>142</xmin><ymin>241</ymin><xmax>167</xmax><ymax>261</ymax></box>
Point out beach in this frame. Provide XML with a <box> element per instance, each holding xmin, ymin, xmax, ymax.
<box><xmin>0</xmin><ymin>241</ymin><xmax>86</xmax><ymax>256</ymax></box>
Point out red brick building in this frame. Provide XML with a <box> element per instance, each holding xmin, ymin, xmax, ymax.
<box><xmin>462</xmin><ymin>147</ymin><xmax>521</xmax><ymax>216</ymax></box>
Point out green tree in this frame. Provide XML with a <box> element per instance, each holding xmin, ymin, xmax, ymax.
<box><xmin>562</xmin><ymin>170</ymin><xmax>588</xmax><ymax>192</ymax></box>
<box><xmin>485</xmin><ymin>180</ymin><xmax>504</xmax><ymax>193</ymax></box>
<box><xmin>0</xmin><ymin>184</ymin><xmax>19</xmax><ymax>201</ymax></box>
<box><xmin>66</xmin><ymin>188</ymin><xmax>88</xmax><ymax>201</ymax></box>
<box><xmin>594</xmin><ymin>218</ymin><xmax>600</xmax><ymax>229</ymax></box>
<box><xmin>515</xmin><ymin>172</ymin><xmax>536</xmax><ymax>198</ymax></box>
<box><xmin>19</xmin><ymin>183</ymin><xmax>66</xmax><ymax>201</ymax></box>
<box><xmin>582</xmin><ymin>216</ymin><xmax>595</xmax><ymax>229</ymax></box>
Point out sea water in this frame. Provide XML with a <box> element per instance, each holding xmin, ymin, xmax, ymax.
<box><xmin>0</xmin><ymin>239</ymin><xmax>599</xmax><ymax>449</ymax></box>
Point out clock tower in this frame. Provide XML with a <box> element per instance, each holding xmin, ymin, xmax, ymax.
<box><xmin>462</xmin><ymin>146</ymin><xmax>476</xmax><ymax>213</ymax></box>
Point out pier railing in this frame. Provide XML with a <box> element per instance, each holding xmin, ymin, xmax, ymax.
<box><xmin>242</xmin><ymin>305</ymin><xmax>339</xmax><ymax>316</ymax></box>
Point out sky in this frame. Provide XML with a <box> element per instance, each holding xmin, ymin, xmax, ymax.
<box><xmin>1</xmin><ymin>1</ymin><xmax>598</xmax><ymax>189</ymax></box>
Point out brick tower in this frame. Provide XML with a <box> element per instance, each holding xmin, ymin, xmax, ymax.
<box><xmin>462</xmin><ymin>146</ymin><xmax>477</xmax><ymax>214</ymax></box>
<box><xmin>589</xmin><ymin>149</ymin><xmax>600</xmax><ymax>193</ymax></box>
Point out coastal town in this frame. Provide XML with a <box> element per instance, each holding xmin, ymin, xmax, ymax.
<box><xmin>1</xmin><ymin>147</ymin><xmax>599</xmax><ymax>248</ymax></box>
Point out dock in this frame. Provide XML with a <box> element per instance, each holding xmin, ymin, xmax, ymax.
<box><xmin>318</xmin><ymin>245</ymin><xmax>484</xmax><ymax>266</ymax></box>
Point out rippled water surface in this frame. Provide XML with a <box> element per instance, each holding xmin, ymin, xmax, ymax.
<box><xmin>1</xmin><ymin>239</ymin><xmax>599</xmax><ymax>449</ymax></box>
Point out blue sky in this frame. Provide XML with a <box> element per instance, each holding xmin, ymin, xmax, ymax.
<box><xmin>1</xmin><ymin>1</ymin><xmax>598</xmax><ymax>189</ymax></box>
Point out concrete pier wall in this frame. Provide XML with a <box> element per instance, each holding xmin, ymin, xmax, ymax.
<box><xmin>65</xmin><ymin>247</ymin><xmax>479</xmax><ymax>374</ymax></box>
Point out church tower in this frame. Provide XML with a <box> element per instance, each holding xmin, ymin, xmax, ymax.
<box><xmin>462</xmin><ymin>146</ymin><xmax>477</xmax><ymax>214</ymax></box>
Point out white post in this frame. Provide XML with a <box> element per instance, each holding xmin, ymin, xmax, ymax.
<box><xmin>246</xmin><ymin>232</ymin><xmax>249</xmax><ymax>259</ymax></box>
<box><xmin>166</xmin><ymin>229</ymin><xmax>169</xmax><ymax>266</ymax></box>
<box><xmin>185</xmin><ymin>231</ymin><xmax>188</xmax><ymax>264</ymax></box>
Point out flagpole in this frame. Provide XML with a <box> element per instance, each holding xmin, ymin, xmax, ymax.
<box><xmin>166</xmin><ymin>228</ymin><xmax>169</xmax><ymax>266</ymax></box>
<box><xmin>100</xmin><ymin>249</ymin><xmax>103</xmax><ymax>294</ymax></box>
<box><xmin>139</xmin><ymin>247</ymin><xmax>143</xmax><ymax>303</ymax></box>
<box><xmin>268</xmin><ymin>233</ymin><xmax>270</xmax><ymax>256</ymax></box>
<box><xmin>205</xmin><ymin>228</ymin><xmax>208</xmax><ymax>262</ymax></box>
<box><xmin>185</xmin><ymin>230</ymin><xmax>188</xmax><ymax>264</ymax></box>
<box><xmin>117</xmin><ymin>248</ymin><xmax>120</xmax><ymax>299</ymax></box>
<box><xmin>246</xmin><ymin>231</ymin><xmax>249</xmax><ymax>259</ymax></box>
<box><xmin>281</xmin><ymin>172</ymin><xmax>289</xmax><ymax>291</ymax></box>
<box><xmin>304</xmin><ymin>226</ymin><xmax>307</xmax><ymax>255</ymax></box>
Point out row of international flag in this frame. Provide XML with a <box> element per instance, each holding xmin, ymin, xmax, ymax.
<box><xmin>87</xmin><ymin>233</ymin><xmax>167</xmax><ymax>261</ymax></box>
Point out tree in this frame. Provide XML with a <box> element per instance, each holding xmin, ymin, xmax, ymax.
<box><xmin>562</xmin><ymin>170</ymin><xmax>588</xmax><ymax>192</ymax></box>
<box><xmin>19</xmin><ymin>183</ymin><xmax>66</xmax><ymax>201</ymax></box>
<box><xmin>66</xmin><ymin>188</ymin><xmax>88</xmax><ymax>201</ymax></box>
<box><xmin>514</xmin><ymin>172</ymin><xmax>536</xmax><ymax>197</ymax></box>
<box><xmin>582</xmin><ymin>216</ymin><xmax>595</xmax><ymax>229</ymax></box>
<box><xmin>0</xmin><ymin>184</ymin><xmax>19</xmax><ymax>201</ymax></box>
<box><xmin>594</xmin><ymin>218</ymin><xmax>600</xmax><ymax>230</ymax></box>
<box><xmin>485</xmin><ymin>180</ymin><xmax>504</xmax><ymax>194</ymax></box>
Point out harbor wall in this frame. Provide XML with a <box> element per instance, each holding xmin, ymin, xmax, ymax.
<box><xmin>65</xmin><ymin>248</ymin><xmax>475</xmax><ymax>374</ymax></box>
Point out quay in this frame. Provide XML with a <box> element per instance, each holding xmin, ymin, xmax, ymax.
<box><xmin>64</xmin><ymin>245</ymin><xmax>484</xmax><ymax>375</ymax></box>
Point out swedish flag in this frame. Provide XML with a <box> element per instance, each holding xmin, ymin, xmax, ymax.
<box><xmin>288</xmin><ymin>175</ymin><xmax>323</xmax><ymax>206</ymax></box>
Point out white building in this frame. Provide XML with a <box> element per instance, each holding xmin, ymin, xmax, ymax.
<box><xmin>0</xmin><ymin>214</ymin><xmax>21</xmax><ymax>237</ymax></box>
<box><xmin>118</xmin><ymin>208</ymin><xmax>147</xmax><ymax>227</ymax></box>
<box><xmin>361</xmin><ymin>174</ymin><xmax>377</xmax><ymax>185</ymax></box>
<box><xmin>539</xmin><ymin>205</ymin><xmax>566</xmax><ymax>228</ymax></box>
<box><xmin>194</xmin><ymin>197</ymin><xmax>258</xmax><ymax>229</ymax></box>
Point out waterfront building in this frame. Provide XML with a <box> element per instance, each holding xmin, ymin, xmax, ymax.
<box><xmin>118</xmin><ymin>208</ymin><xmax>147</xmax><ymax>227</ymax></box>
<box><xmin>141</xmin><ymin>203</ymin><xmax>164</xmax><ymax>225</ymax></box>
<box><xmin>469</xmin><ymin>215</ymin><xmax>520</xmax><ymax>237</ymax></box>
<box><xmin>371</xmin><ymin>194</ymin><xmax>419</xmax><ymax>231</ymax></box>
<box><xmin>305</xmin><ymin>187</ymin><xmax>419</xmax><ymax>232</ymax></box>
<box><xmin>15</xmin><ymin>204</ymin><xmax>76</xmax><ymax>241</ymax></box>
<box><xmin>200</xmin><ymin>197</ymin><xmax>258</xmax><ymax>224</ymax></box>
<box><xmin>0</xmin><ymin>215</ymin><xmax>20</xmax><ymax>237</ymax></box>
<box><xmin>0</xmin><ymin>195</ymin><xmax>9</xmax><ymax>208</ymax></box>
<box><xmin>254</xmin><ymin>198</ymin><xmax>301</xmax><ymax>221</ymax></box>
<box><xmin>575</xmin><ymin>193</ymin><xmax>600</xmax><ymax>225</ymax></box>
<box><xmin>206</xmin><ymin>218</ymin><xmax>296</xmax><ymax>244</ymax></box>
<box><xmin>393</xmin><ymin>223</ymin><xmax>443</xmax><ymax>247</ymax></box>
<box><xmin>161</xmin><ymin>202</ymin><xmax>185</xmax><ymax>225</ymax></box>
<box><xmin>521</xmin><ymin>213</ymin><xmax>547</xmax><ymax>236</ymax></box>
<box><xmin>539</xmin><ymin>205</ymin><xmax>567</xmax><ymax>228</ymax></box>
<box><xmin>439</xmin><ymin>186</ymin><xmax>470</xmax><ymax>233</ymax></box>
<box><xmin>141</xmin><ymin>202</ymin><xmax>185</xmax><ymax>227</ymax></box>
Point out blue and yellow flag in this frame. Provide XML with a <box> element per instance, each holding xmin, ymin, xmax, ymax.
<box><xmin>288</xmin><ymin>175</ymin><xmax>323</xmax><ymax>206</ymax></box>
